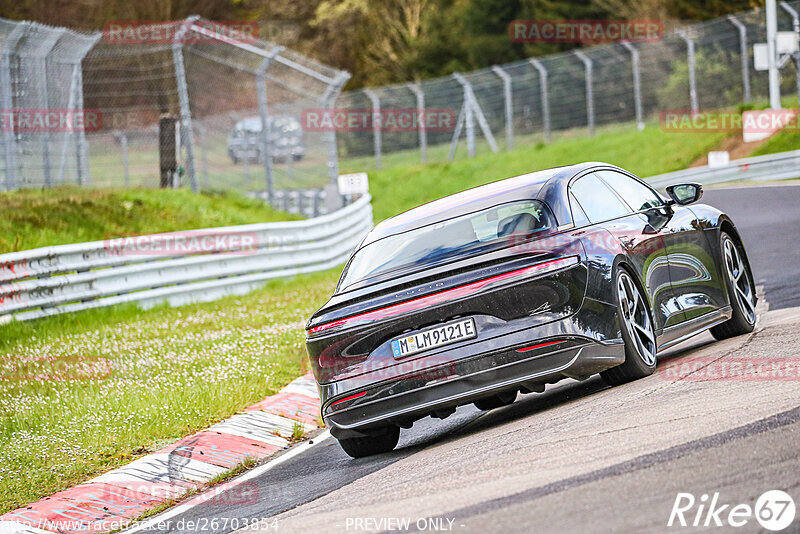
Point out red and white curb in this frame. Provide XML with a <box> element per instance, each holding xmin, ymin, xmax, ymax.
<box><xmin>0</xmin><ymin>374</ymin><xmax>321</xmax><ymax>534</ymax></box>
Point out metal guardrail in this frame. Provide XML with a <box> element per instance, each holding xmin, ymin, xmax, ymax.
<box><xmin>1</xmin><ymin>148</ymin><xmax>796</xmax><ymax>324</ymax></box>
<box><xmin>646</xmin><ymin>149</ymin><xmax>800</xmax><ymax>188</ymax></box>
<box><xmin>0</xmin><ymin>195</ymin><xmax>372</xmax><ymax>323</ymax></box>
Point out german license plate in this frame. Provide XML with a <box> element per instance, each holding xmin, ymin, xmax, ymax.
<box><xmin>391</xmin><ymin>318</ymin><xmax>476</xmax><ymax>358</ymax></box>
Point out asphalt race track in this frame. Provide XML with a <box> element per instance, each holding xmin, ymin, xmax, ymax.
<box><xmin>133</xmin><ymin>184</ymin><xmax>800</xmax><ymax>534</ymax></box>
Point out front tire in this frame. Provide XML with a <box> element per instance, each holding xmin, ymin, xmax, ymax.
<box><xmin>601</xmin><ymin>268</ymin><xmax>657</xmax><ymax>386</ymax></box>
<box><xmin>710</xmin><ymin>232</ymin><xmax>756</xmax><ymax>340</ymax></box>
<box><xmin>337</xmin><ymin>426</ymin><xmax>400</xmax><ymax>458</ymax></box>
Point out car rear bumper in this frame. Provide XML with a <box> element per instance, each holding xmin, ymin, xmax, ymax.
<box><xmin>320</xmin><ymin>303</ymin><xmax>625</xmax><ymax>439</ymax></box>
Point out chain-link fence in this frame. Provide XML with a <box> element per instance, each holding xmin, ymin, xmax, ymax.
<box><xmin>0</xmin><ymin>19</ymin><xmax>99</xmax><ymax>189</ymax></box>
<box><xmin>337</xmin><ymin>1</ymin><xmax>800</xmax><ymax>169</ymax></box>
<box><xmin>82</xmin><ymin>17</ymin><xmax>349</xmax><ymax>212</ymax></box>
<box><xmin>1</xmin><ymin>3</ymin><xmax>799</xmax><ymax>201</ymax></box>
<box><xmin>1</xmin><ymin>16</ymin><xmax>349</xmax><ymax>215</ymax></box>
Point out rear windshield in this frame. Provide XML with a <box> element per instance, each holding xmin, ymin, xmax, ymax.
<box><xmin>338</xmin><ymin>200</ymin><xmax>555</xmax><ymax>290</ymax></box>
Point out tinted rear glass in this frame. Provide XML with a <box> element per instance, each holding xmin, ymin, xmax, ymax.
<box><xmin>339</xmin><ymin>201</ymin><xmax>555</xmax><ymax>290</ymax></box>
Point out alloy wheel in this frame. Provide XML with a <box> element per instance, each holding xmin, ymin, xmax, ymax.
<box><xmin>617</xmin><ymin>272</ymin><xmax>657</xmax><ymax>366</ymax></box>
<box><xmin>723</xmin><ymin>237</ymin><xmax>756</xmax><ymax>325</ymax></box>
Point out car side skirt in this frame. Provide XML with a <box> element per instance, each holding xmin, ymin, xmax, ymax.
<box><xmin>657</xmin><ymin>306</ymin><xmax>732</xmax><ymax>351</ymax></box>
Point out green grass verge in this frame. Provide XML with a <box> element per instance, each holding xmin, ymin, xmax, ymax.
<box><xmin>0</xmin><ymin>269</ymin><xmax>339</xmax><ymax>513</ymax></box>
<box><xmin>0</xmin><ymin>187</ymin><xmax>299</xmax><ymax>254</ymax></box>
<box><xmin>361</xmin><ymin>123</ymin><xmax>727</xmax><ymax>221</ymax></box>
<box><xmin>749</xmin><ymin>126</ymin><xmax>800</xmax><ymax>157</ymax></box>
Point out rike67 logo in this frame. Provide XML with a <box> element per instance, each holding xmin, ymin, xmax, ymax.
<box><xmin>669</xmin><ymin>490</ymin><xmax>796</xmax><ymax>531</ymax></box>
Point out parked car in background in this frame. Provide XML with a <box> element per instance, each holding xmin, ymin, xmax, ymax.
<box><xmin>227</xmin><ymin>115</ymin><xmax>305</xmax><ymax>164</ymax></box>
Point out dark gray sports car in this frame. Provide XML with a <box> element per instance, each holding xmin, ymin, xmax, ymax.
<box><xmin>306</xmin><ymin>162</ymin><xmax>756</xmax><ymax>457</ymax></box>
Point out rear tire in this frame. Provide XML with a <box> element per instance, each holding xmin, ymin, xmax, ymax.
<box><xmin>337</xmin><ymin>426</ymin><xmax>400</xmax><ymax>458</ymax></box>
<box><xmin>601</xmin><ymin>267</ymin><xmax>657</xmax><ymax>386</ymax></box>
<box><xmin>474</xmin><ymin>390</ymin><xmax>517</xmax><ymax>411</ymax></box>
<box><xmin>710</xmin><ymin>232</ymin><xmax>756</xmax><ymax>340</ymax></box>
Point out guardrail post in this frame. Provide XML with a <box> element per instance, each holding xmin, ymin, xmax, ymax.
<box><xmin>528</xmin><ymin>59</ymin><xmax>551</xmax><ymax>143</ymax></box>
<box><xmin>256</xmin><ymin>45</ymin><xmax>284</xmax><ymax>202</ymax></box>
<box><xmin>780</xmin><ymin>2</ymin><xmax>800</xmax><ymax>111</ymax></box>
<box><xmin>321</xmin><ymin>72</ymin><xmax>350</xmax><ymax>186</ymax></box>
<box><xmin>0</xmin><ymin>23</ymin><xmax>26</xmax><ymax>190</ymax></box>
<box><xmin>678</xmin><ymin>32</ymin><xmax>699</xmax><ymax>113</ymax></box>
<box><xmin>407</xmin><ymin>83</ymin><xmax>427</xmax><ymax>163</ymax></box>
<box><xmin>172</xmin><ymin>16</ymin><xmax>200</xmax><ymax>193</ymax></box>
<box><xmin>574</xmin><ymin>51</ymin><xmax>595</xmax><ymax>136</ymax></box>
<box><xmin>726</xmin><ymin>15</ymin><xmax>751</xmax><ymax>103</ymax></box>
<box><xmin>491</xmin><ymin>65</ymin><xmax>514</xmax><ymax>150</ymax></box>
<box><xmin>363</xmin><ymin>89</ymin><xmax>382</xmax><ymax>169</ymax></box>
<box><xmin>620</xmin><ymin>42</ymin><xmax>644</xmax><ymax>130</ymax></box>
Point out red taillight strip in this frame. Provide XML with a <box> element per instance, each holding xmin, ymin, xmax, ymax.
<box><xmin>330</xmin><ymin>391</ymin><xmax>367</xmax><ymax>406</ymax></box>
<box><xmin>515</xmin><ymin>340</ymin><xmax>567</xmax><ymax>353</ymax></box>
<box><xmin>308</xmin><ymin>256</ymin><xmax>579</xmax><ymax>335</ymax></box>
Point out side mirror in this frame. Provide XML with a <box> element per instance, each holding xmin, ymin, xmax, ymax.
<box><xmin>666</xmin><ymin>183</ymin><xmax>703</xmax><ymax>205</ymax></box>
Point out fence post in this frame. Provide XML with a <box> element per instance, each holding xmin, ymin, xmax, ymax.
<box><xmin>73</xmin><ymin>60</ymin><xmax>92</xmax><ymax>186</ymax></box>
<box><xmin>780</xmin><ymin>2</ymin><xmax>800</xmax><ymax>111</ymax></box>
<box><xmin>119</xmin><ymin>132</ymin><xmax>130</xmax><ymax>186</ymax></box>
<box><xmin>36</xmin><ymin>28</ymin><xmax>66</xmax><ymax>188</ymax></box>
<box><xmin>726</xmin><ymin>15</ymin><xmax>751</xmax><ymax>103</ymax></box>
<box><xmin>528</xmin><ymin>59</ymin><xmax>551</xmax><ymax>143</ymax></box>
<box><xmin>172</xmin><ymin>16</ymin><xmax>200</xmax><ymax>193</ymax></box>
<box><xmin>0</xmin><ymin>23</ymin><xmax>26</xmax><ymax>190</ymax></box>
<box><xmin>72</xmin><ymin>33</ymin><xmax>100</xmax><ymax>187</ymax></box>
<box><xmin>574</xmin><ymin>51</ymin><xmax>595</xmax><ymax>136</ymax></box>
<box><xmin>491</xmin><ymin>65</ymin><xmax>514</xmax><ymax>150</ymax></box>
<box><xmin>321</xmin><ymin>72</ymin><xmax>351</xmax><ymax>185</ymax></box>
<box><xmin>57</xmin><ymin>63</ymin><xmax>80</xmax><ymax>184</ymax></box>
<box><xmin>197</xmin><ymin>125</ymin><xmax>209</xmax><ymax>189</ymax></box>
<box><xmin>451</xmin><ymin>73</ymin><xmax>498</xmax><ymax>158</ymax></box>
<box><xmin>407</xmin><ymin>83</ymin><xmax>427</xmax><ymax>163</ymax></box>
<box><xmin>620</xmin><ymin>42</ymin><xmax>644</xmax><ymax>130</ymax></box>
<box><xmin>678</xmin><ymin>32</ymin><xmax>699</xmax><ymax>113</ymax></box>
<box><xmin>363</xmin><ymin>89</ymin><xmax>382</xmax><ymax>169</ymax></box>
<box><xmin>256</xmin><ymin>45</ymin><xmax>284</xmax><ymax>202</ymax></box>
<box><xmin>452</xmin><ymin>74</ymin><xmax>476</xmax><ymax>157</ymax></box>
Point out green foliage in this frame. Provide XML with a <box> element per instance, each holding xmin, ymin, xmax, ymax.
<box><xmin>657</xmin><ymin>47</ymin><xmax>745</xmax><ymax>111</ymax></box>
<box><xmin>0</xmin><ymin>187</ymin><xmax>298</xmax><ymax>254</ymax></box>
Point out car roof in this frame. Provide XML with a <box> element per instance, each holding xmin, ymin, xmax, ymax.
<box><xmin>234</xmin><ymin>115</ymin><xmax>299</xmax><ymax>131</ymax></box>
<box><xmin>362</xmin><ymin>161</ymin><xmax>616</xmax><ymax>246</ymax></box>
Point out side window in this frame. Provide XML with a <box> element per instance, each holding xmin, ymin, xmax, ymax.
<box><xmin>570</xmin><ymin>173</ymin><xmax>631</xmax><ymax>223</ymax></box>
<box><xmin>569</xmin><ymin>192</ymin><xmax>591</xmax><ymax>227</ymax></box>
<box><xmin>597</xmin><ymin>170</ymin><xmax>663</xmax><ymax>212</ymax></box>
